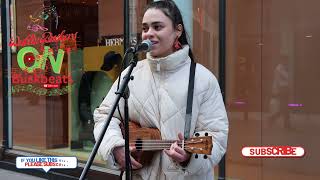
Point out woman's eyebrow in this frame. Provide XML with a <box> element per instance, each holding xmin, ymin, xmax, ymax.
<box><xmin>142</xmin><ymin>21</ymin><xmax>163</xmax><ymax>26</ymax></box>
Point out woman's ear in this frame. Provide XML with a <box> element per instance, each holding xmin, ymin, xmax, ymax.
<box><xmin>176</xmin><ymin>24</ymin><xmax>183</xmax><ymax>37</ymax></box>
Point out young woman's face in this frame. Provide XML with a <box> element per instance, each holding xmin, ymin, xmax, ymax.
<box><xmin>142</xmin><ymin>8</ymin><xmax>181</xmax><ymax>58</ymax></box>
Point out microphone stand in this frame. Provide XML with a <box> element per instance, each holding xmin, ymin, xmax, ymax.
<box><xmin>123</xmin><ymin>54</ymin><xmax>137</xmax><ymax>180</ymax></box>
<box><xmin>79</xmin><ymin>52</ymin><xmax>138</xmax><ymax>180</ymax></box>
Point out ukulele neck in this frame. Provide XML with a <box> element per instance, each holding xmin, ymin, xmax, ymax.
<box><xmin>133</xmin><ymin>139</ymin><xmax>183</xmax><ymax>151</ymax></box>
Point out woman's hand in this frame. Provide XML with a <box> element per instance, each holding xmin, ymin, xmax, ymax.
<box><xmin>164</xmin><ymin>133</ymin><xmax>191</xmax><ymax>164</ymax></box>
<box><xmin>113</xmin><ymin>146</ymin><xmax>143</xmax><ymax>170</ymax></box>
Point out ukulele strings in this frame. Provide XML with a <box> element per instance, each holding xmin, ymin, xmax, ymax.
<box><xmin>132</xmin><ymin>146</ymin><xmax>199</xmax><ymax>150</ymax></box>
<box><xmin>129</xmin><ymin>142</ymin><xmax>200</xmax><ymax>145</ymax></box>
<box><xmin>129</xmin><ymin>141</ymin><xmax>203</xmax><ymax>145</ymax></box>
<box><xmin>128</xmin><ymin>143</ymin><xmax>201</xmax><ymax>150</ymax></box>
<box><xmin>128</xmin><ymin>140</ymin><xmax>207</xmax><ymax>149</ymax></box>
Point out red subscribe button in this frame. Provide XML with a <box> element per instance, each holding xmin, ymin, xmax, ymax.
<box><xmin>242</xmin><ymin>146</ymin><xmax>305</xmax><ymax>158</ymax></box>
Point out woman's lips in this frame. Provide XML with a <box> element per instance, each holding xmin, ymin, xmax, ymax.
<box><xmin>151</xmin><ymin>41</ymin><xmax>158</xmax><ymax>45</ymax></box>
<box><xmin>150</xmin><ymin>41</ymin><xmax>158</xmax><ymax>50</ymax></box>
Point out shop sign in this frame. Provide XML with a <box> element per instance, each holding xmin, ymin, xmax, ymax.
<box><xmin>9</xmin><ymin>30</ymin><xmax>78</xmax><ymax>96</ymax></box>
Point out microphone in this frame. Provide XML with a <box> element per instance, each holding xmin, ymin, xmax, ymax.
<box><xmin>126</xmin><ymin>39</ymin><xmax>152</xmax><ymax>54</ymax></box>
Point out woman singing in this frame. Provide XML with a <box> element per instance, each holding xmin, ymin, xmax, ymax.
<box><xmin>94</xmin><ymin>1</ymin><xmax>228</xmax><ymax>179</ymax></box>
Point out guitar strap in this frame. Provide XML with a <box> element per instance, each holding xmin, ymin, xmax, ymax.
<box><xmin>184</xmin><ymin>61</ymin><xmax>196</xmax><ymax>140</ymax></box>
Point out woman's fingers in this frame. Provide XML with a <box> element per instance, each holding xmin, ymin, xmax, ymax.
<box><xmin>164</xmin><ymin>149</ymin><xmax>185</xmax><ymax>162</ymax></box>
<box><xmin>129</xmin><ymin>146</ymin><xmax>136</xmax><ymax>152</ymax></box>
<box><xmin>173</xmin><ymin>145</ymin><xmax>186</xmax><ymax>155</ymax></box>
<box><xmin>115</xmin><ymin>146</ymin><xmax>142</xmax><ymax>170</ymax></box>
<box><xmin>164</xmin><ymin>142</ymin><xmax>186</xmax><ymax>162</ymax></box>
<box><xmin>178</xmin><ymin>132</ymin><xmax>184</xmax><ymax>140</ymax></box>
<box><xmin>119</xmin><ymin>155</ymin><xmax>142</xmax><ymax>170</ymax></box>
<box><xmin>130</xmin><ymin>156</ymin><xmax>143</xmax><ymax>169</ymax></box>
<box><xmin>163</xmin><ymin>135</ymin><xmax>192</xmax><ymax>163</ymax></box>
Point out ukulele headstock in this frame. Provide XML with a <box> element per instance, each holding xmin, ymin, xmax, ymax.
<box><xmin>184</xmin><ymin>135</ymin><xmax>212</xmax><ymax>155</ymax></box>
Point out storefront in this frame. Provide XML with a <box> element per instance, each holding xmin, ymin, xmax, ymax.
<box><xmin>1</xmin><ymin>0</ymin><xmax>319</xmax><ymax>179</ymax></box>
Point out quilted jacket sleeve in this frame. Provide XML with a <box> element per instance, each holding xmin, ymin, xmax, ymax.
<box><xmin>93</xmin><ymin>78</ymin><xmax>125</xmax><ymax>169</ymax></box>
<box><xmin>184</xmin><ymin>73</ymin><xmax>229</xmax><ymax>176</ymax></box>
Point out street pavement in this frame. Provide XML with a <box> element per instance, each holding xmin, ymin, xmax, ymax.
<box><xmin>0</xmin><ymin>169</ymin><xmax>46</xmax><ymax>180</ymax></box>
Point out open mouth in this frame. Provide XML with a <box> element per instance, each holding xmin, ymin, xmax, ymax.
<box><xmin>151</xmin><ymin>41</ymin><xmax>158</xmax><ymax>45</ymax></box>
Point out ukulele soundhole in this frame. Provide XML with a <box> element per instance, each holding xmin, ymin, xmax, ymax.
<box><xmin>135</xmin><ymin>138</ymin><xmax>143</xmax><ymax>150</ymax></box>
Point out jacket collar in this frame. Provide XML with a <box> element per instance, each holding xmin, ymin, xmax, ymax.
<box><xmin>147</xmin><ymin>45</ymin><xmax>190</xmax><ymax>72</ymax></box>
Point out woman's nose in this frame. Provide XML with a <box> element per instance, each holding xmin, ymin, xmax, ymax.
<box><xmin>143</xmin><ymin>28</ymin><xmax>155</xmax><ymax>39</ymax></box>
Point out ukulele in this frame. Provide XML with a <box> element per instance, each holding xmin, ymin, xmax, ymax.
<box><xmin>121</xmin><ymin>121</ymin><xmax>213</xmax><ymax>165</ymax></box>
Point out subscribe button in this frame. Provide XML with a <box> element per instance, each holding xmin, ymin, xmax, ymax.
<box><xmin>242</xmin><ymin>146</ymin><xmax>305</xmax><ymax>158</ymax></box>
<box><xmin>16</xmin><ymin>156</ymin><xmax>77</xmax><ymax>172</ymax></box>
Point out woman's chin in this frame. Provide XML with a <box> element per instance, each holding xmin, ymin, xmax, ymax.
<box><xmin>149</xmin><ymin>49</ymin><xmax>168</xmax><ymax>58</ymax></box>
<box><xmin>150</xmin><ymin>51</ymin><xmax>159</xmax><ymax>57</ymax></box>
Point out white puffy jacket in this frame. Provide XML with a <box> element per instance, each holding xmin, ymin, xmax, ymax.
<box><xmin>94</xmin><ymin>45</ymin><xmax>228</xmax><ymax>180</ymax></box>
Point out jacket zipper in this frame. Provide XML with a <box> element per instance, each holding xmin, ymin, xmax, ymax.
<box><xmin>156</xmin><ymin>60</ymin><xmax>160</xmax><ymax>72</ymax></box>
<box><xmin>156</xmin><ymin>60</ymin><xmax>161</xmax><ymax>131</ymax></box>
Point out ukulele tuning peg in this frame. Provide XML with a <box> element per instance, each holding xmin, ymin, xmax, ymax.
<box><xmin>195</xmin><ymin>154</ymin><xmax>198</xmax><ymax>159</ymax></box>
<box><xmin>195</xmin><ymin>133</ymin><xmax>200</xmax><ymax>137</ymax></box>
<box><xmin>205</xmin><ymin>132</ymin><xmax>208</xmax><ymax>136</ymax></box>
<box><xmin>203</xmin><ymin>155</ymin><xmax>208</xmax><ymax>159</ymax></box>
